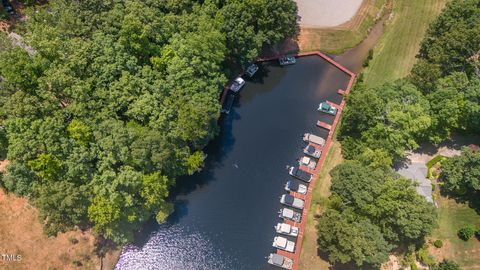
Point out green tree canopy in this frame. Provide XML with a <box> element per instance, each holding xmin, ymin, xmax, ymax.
<box><xmin>0</xmin><ymin>0</ymin><xmax>298</xmax><ymax>243</ymax></box>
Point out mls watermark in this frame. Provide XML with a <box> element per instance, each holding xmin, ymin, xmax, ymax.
<box><xmin>1</xmin><ymin>254</ymin><xmax>22</xmax><ymax>261</ymax></box>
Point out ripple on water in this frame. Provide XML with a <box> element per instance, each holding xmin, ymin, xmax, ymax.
<box><xmin>115</xmin><ymin>223</ymin><xmax>238</xmax><ymax>270</ymax></box>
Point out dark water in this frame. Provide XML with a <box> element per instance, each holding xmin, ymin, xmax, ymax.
<box><xmin>115</xmin><ymin>56</ymin><xmax>350</xmax><ymax>270</ymax></box>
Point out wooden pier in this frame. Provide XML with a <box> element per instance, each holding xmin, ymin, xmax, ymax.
<box><xmin>316</xmin><ymin>121</ymin><xmax>332</xmax><ymax>130</ymax></box>
<box><xmin>222</xmin><ymin>51</ymin><xmax>356</xmax><ymax>270</ymax></box>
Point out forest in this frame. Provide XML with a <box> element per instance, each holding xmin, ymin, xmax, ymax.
<box><xmin>0</xmin><ymin>0</ymin><xmax>298</xmax><ymax>244</ymax></box>
<box><xmin>318</xmin><ymin>0</ymin><xmax>480</xmax><ymax>267</ymax></box>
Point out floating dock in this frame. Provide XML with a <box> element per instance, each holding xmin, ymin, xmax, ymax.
<box><xmin>221</xmin><ymin>93</ymin><xmax>235</xmax><ymax>114</ymax></box>
<box><xmin>337</xmin><ymin>88</ymin><xmax>345</xmax><ymax>95</ymax></box>
<box><xmin>325</xmin><ymin>100</ymin><xmax>338</xmax><ymax>108</ymax></box>
<box><xmin>316</xmin><ymin>121</ymin><xmax>331</xmax><ymax>130</ymax></box>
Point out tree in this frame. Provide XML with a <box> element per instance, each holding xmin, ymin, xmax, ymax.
<box><xmin>431</xmin><ymin>259</ymin><xmax>461</xmax><ymax>270</ymax></box>
<box><xmin>340</xmin><ymin>80</ymin><xmax>433</xmax><ymax>161</ymax></box>
<box><xmin>317</xmin><ymin>209</ymin><xmax>392</xmax><ymax>267</ymax></box>
<box><xmin>0</xmin><ymin>0</ymin><xmax>298</xmax><ymax>244</ymax></box>
<box><xmin>440</xmin><ymin>148</ymin><xmax>480</xmax><ymax>195</ymax></box>
<box><xmin>330</xmin><ymin>161</ymin><xmax>437</xmax><ymax>243</ymax></box>
<box><xmin>457</xmin><ymin>226</ymin><xmax>475</xmax><ymax>241</ymax></box>
<box><xmin>414</xmin><ymin>0</ymin><xmax>480</xmax><ymax>78</ymax></box>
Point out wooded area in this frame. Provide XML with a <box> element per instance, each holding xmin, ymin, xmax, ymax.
<box><xmin>317</xmin><ymin>0</ymin><xmax>480</xmax><ymax>267</ymax></box>
<box><xmin>0</xmin><ymin>0</ymin><xmax>297</xmax><ymax>244</ymax></box>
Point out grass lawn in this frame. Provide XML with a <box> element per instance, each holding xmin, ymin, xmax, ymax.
<box><xmin>299</xmin><ymin>0</ymin><xmax>387</xmax><ymax>54</ymax></box>
<box><xmin>428</xmin><ymin>192</ymin><xmax>480</xmax><ymax>269</ymax></box>
<box><xmin>362</xmin><ymin>0</ymin><xmax>448</xmax><ymax>87</ymax></box>
<box><xmin>298</xmin><ymin>140</ymin><xmax>343</xmax><ymax>270</ymax></box>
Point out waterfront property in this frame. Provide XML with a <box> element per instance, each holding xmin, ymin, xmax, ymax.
<box><xmin>116</xmin><ymin>55</ymin><xmax>352</xmax><ymax>270</ymax></box>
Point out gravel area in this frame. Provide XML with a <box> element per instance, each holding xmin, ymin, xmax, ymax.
<box><xmin>295</xmin><ymin>0</ymin><xmax>364</xmax><ymax>28</ymax></box>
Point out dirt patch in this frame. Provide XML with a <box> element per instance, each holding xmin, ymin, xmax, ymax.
<box><xmin>296</xmin><ymin>0</ymin><xmax>365</xmax><ymax>28</ymax></box>
<box><xmin>297</xmin><ymin>0</ymin><xmax>388</xmax><ymax>53</ymax></box>
<box><xmin>0</xmin><ymin>189</ymin><xmax>120</xmax><ymax>270</ymax></box>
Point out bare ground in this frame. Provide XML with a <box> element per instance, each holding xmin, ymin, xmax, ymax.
<box><xmin>0</xmin><ymin>189</ymin><xmax>120</xmax><ymax>270</ymax></box>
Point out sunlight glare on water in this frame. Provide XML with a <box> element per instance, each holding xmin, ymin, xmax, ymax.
<box><xmin>116</xmin><ymin>223</ymin><xmax>236</xmax><ymax>270</ymax></box>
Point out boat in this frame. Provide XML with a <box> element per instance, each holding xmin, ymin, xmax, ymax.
<box><xmin>280</xmin><ymin>194</ymin><xmax>305</xmax><ymax>209</ymax></box>
<box><xmin>267</xmin><ymin>253</ymin><xmax>293</xmax><ymax>269</ymax></box>
<box><xmin>275</xmin><ymin>223</ymin><xmax>299</xmax><ymax>237</ymax></box>
<box><xmin>284</xmin><ymin>180</ymin><xmax>307</xmax><ymax>195</ymax></box>
<box><xmin>303</xmin><ymin>144</ymin><xmax>321</xmax><ymax>158</ymax></box>
<box><xmin>245</xmin><ymin>63</ymin><xmax>259</xmax><ymax>77</ymax></box>
<box><xmin>278</xmin><ymin>208</ymin><xmax>301</xmax><ymax>223</ymax></box>
<box><xmin>299</xmin><ymin>156</ymin><xmax>316</xmax><ymax>169</ymax></box>
<box><xmin>289</xmin><ymin>166</ymin><xmax>313</xmax><ymax>183</ymax></box>
<box><xmin>303</xmin><ymin>133</ymin><xmax>325</xmax><ymax>147</ymax></box>
<box><xmin>229</xmin><ymin>77</ymin><xmax>245</xmax><ymax>93</ymax></box>
<box><xmin>279</xmin><ymin>56</ymin><xmax>296</xmax><ymax>66</ymax></box>
<box><xmin>318</xmin><ymin>101</ymin><xmax>338</xmax><ymax>115</ymax></box>
<box><xmin>272</xmin><ymin>236</ymin><xmax>295</xmax><ymax>252</ymax></box>
<box><xmin>221</xmin><ymin>93</ymin><xmax>235</xmax><ymax>114</ymax></box>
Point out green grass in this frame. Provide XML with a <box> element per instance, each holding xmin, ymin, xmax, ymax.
<box><xmin>426</xmin><ymin>155</ymin><xmax>448</xmax><ymax>178</ymax></box>
<box><xmin>430</xmin><ymin>194</ymin><xmax>480</xmax><ymax>268</ymax></box>
<box><xmin>298</xmin><ymin>140</ymin><xmax>343</xmax><ymax>270</ymax></box>
<box><xmin>363</xmin><ymin>0</ymin><xmax>448</xmax><ymax>87</ymax></box>
<box><xmin>300</xmin><ymin>0</ymin><xmax>387</xmax><ymax>54</ymax></box>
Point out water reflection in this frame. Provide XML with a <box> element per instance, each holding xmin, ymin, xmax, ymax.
<box><xmin>116</xmin><ymin>223</ymin><xmax>237</xmax><ymax>270</ymax></box>
<box><xmin>115</xmin><ymin>56</ymin><xmax>351</xmax><ymax>270</ymax></box>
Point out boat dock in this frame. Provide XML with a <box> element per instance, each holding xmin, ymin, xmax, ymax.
<box><xmin>260</xmin><ymin>52</ymin><xmax>355</xmax><ymax>270</ymax></box>
<box><xmin>316</xmin><ymin>121</ymin><xmax>332</xmax><ymax>130</ymax></box>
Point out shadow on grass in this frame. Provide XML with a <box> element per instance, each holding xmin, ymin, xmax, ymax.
<box><xmin>439</xmin><ymin>188</ymin><xmax>480</xmax><ymax>215</ymax></box>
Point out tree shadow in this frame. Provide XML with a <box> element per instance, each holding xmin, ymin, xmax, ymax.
<box><xmin>440</xmin><ymin>188</ymin><xmax>480</xmax><ymax>215</ymax></box>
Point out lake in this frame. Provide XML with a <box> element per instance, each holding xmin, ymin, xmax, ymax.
<box><xmin>115</xmin><ymin>55</ymin><xmax>351</xmax><ymax>270</ymax></box>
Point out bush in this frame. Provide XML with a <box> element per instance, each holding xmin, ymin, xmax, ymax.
<box><xmin>411</xmin><ymin>263</ymin><xmax>419</xmax><ymax>270</ymax></box>
<box><xmin>417</xmin><ymin>246</ymin><xmax>435</xmax><ymax>266</ymax></box>
<box><xmin>362</xmin><ymin>49</ymin><xmax>374</xmax><ymax>67</ymax></box>
<box><xmin>68</xmin><ymin>237</ymin><xmax>79</xmax><ymax>245</ymax></box>
<box><xmin>458</xmin><ymin>225</ymin><xmax>474</xmax><ymax>241</ymax></box>
<box><xmin>475</xmin><ymin>228</ymin><xmax>480</xmax><ymax>240</ymax></box>
<box><xmin>433</xmin><ymin>239</ymin><xmax>443</xmax><ymax>248</ymax></box>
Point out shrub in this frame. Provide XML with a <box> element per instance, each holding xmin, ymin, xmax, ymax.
<box><xmin>458</xmin><ymin>225</ymin><xmax>474</xmax><ymax>241</ymax></box>
<box><xmin>417</xmin><ymin>246</ymin><xmax>435</xmax><ymax>266</ymax></box>
<box><xmin>433</xmin><ymin>239</ymin><xmax>443</xmax><ymax>248</ymax></box>
<box><xmin>475</xmin><ymin>228</ymin><xmax>480</xmax><ymax>240</ymax></box>
<box><xmin>411</xmin><ymin>263</ymin><xmax>419</xmax><ymax>270</ymax></box>
<box><xmin>68</xmin><ymin>237</ymin><xmax>79</xmax><ymax>245</ymax></box>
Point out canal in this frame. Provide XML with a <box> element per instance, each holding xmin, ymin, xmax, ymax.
<box><xmin>115</xmin><ymin>55</ymin><xmax>351</xmax><ymax>270</ymax></box>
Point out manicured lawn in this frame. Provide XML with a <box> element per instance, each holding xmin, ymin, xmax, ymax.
<box><xmin>299</xmin><ymin>0</ymin><xmax>387</xmax><ymax>54</ymax></box>
<box><xmin>429</xmin><ymin>193</ymin><xmax>480</xmax><ymax>268</ymax></box>
<box><xmin>298</xmin><ymin>140</ymin><xmax>342</xmax><ymax>270</ymax></box>
<box><xmin>363</xmin><ymin>0</ymin><xmax>447</xmax><ymax>87</ymax></box>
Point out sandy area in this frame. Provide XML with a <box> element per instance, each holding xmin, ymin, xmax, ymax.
<box><xmin>295</xmin><ymin>0</ymin><xmax>365</xmax><ymax>28</ymax></box>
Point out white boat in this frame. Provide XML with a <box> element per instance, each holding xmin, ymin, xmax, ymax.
<box><xmin>272</xmin><ymin>236</ymin><xmax>295</xmax><ymax>252</ymax></box>
<box><xmin>245</xmin><ymin>63</ymin><xmax>259</xmax><ymax>77</ymax></box>
<box><xmin>230</xmin><ymin>77</ymin><xmax>245</xmax><ymax>93</ymax></box>
<box><xmin>284</xmin><ymin>180</ymin><xmax>307</xmax><ymax>195</ymax></box>
<box><xmin>289</xmin><ymin>166</ymin><xmax>313</xmax><ymax>183</ymax></box>
<box><xmin>278</xmin><ymin>208</ymin><xmax>301</xmax><ymax>223</ymax></box>
<box><xmin>279</xmin><ymin>56</ymin><xmax>296</xmax><ymax>66</ymax></box>
<box><xmin>303</xmin><ymin>144</ymin><xmax>321</xmax><ymax>158</ymax></box>
<box><xmin>275</xmin><ymin>223</ymin><xmax>299</xmax><ymax>237</ymax></box>
<box><xmin>303</xmin><ymin>133</ymin><xmax>325</xmax><ymax>147</ymax></box>
<box><xmin>267</xmin><ymin>253</ymin><xmax>293</xmax><ymax>269</ymax></box>
<box><xmin>318</xmin><ymin>101</ymin><xmax>338</xmax><ymax>115</ymax></box>
<box><xmin>280</xmin><ymin>194</ymin><xmax>305</xmax><ymax>209</ymax></box>
<box><xmin>299</xmin><ymin>156</ymin><xmax>316</xmax><ymax>169</ymax></box>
